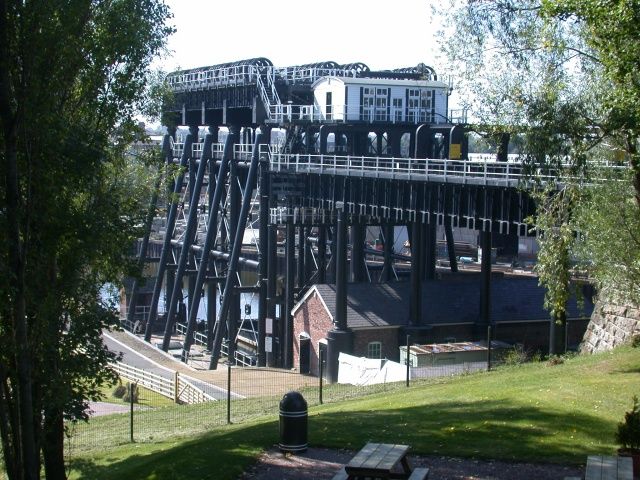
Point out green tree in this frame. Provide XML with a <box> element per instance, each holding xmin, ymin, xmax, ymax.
<box><xmin>436</xmin><ymin>0</ymin><xmax>640</xmax><ymax>352</ymax></box>
<box><xmin>0</xmin><ymin>1</ymin><xmax>172</xmax><ymax>479</ymax></box>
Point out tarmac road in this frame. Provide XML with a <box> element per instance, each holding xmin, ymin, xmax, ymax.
<box><xmin>102</xmin><ymin>331</ymin><xmax>229</xmax><ymax>401</ymax></box>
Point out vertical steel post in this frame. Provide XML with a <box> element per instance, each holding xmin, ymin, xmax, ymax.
<box><xmin>257</xmin><ymin>156</ymin><xmax>270</xmax><ymax>366</ymax></box>
<box><xmin>406</xmin><ymin>334</ymin><xmax>411</xmax><ymax>387</ymax></box>
<box><xmin>209</xmin><ymin>129</ymin><xmax>266</xmax><ymax>369</ymax></box>
<box><xmin>382</xmin><ymin>223</ymin><xmax>393</xmax><ymax>282</ymax></box>
<box><xmin>227</xmin><ymin>362</ymin><xmax>231</xmax><ymax>424</ymax></box>
<box><xmin>144</xmin><ymin>133</ymin><xmax>194</xmax><ymax>341</ymax></box>
<box><xmin>317</xmin><ymin>225</ymin><xmax>327</xmax><ymax>284</ymax></box>
<box><xmin>284</xmin><ymin>223</ymin><xmax>296</xmax><ymax>369</ymax></box>
<box><xmin>409</xmin><ymin>221</ymin><xmax>422</xmax><ymax>326</ymax></box>
<box><xmin>424</xmin><ymin>222</ymin><xmax>437</xmax><ymax>280</ymax></box>
<box><xmin>319</xmin><ymin>348</ymin><xmax>324</xmax><ymax>405</ymax></box>
<box><xmin>480</xmin><ymin>229</ymin><xmax>492</xmax><ymax>330</ymax></box>
<box><xmin>326</xmin><ymin>203</ymin><xmax>352</xmax><ymax>383</ymax></box>
<box><xmin>334</xmin><ymin>204</ymin><xmax>348</xmax><ymax>331</ymax></box>
<box><xmin>351</xmin><ymin>222</ymin><xmax>365</xmax><ymax>282</ymax></box>
<box><xmin>129</xmin><ymin>382</ymin><xmax>134</xmax><ymax>443</ymax></box>
<box><xmin>179</xmin><ymin>127</ymin><xmax>238</xmax><ymax>361</ymax></box>
<box><xmin>487</xmin><ymin>325</ymin><xmax>493</xmax><ymax>371</ymax></box>
<box><xmin>297</xmin><ymin>226</ymin><xmax>305</xmax><ymax>289</ymax></box>
<box><xmin>266</xmin><ymin>224</ymin><xmax>278</xmax><ymax>367</ymax></box>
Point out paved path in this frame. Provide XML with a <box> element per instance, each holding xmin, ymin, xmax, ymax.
<box><xmin>103</xmin><ymin>330</ymin><xmax>230</xmax><ymax>400</ymax></box>
<box><xmin>88</xmin><ymin>402</ymin><xmax>131</xmax><ymax>417</ymax></box>
<box><xmin>104</xmin><ymin>329</ymin><xmax>318</xmax><ymax>399</ymax></box>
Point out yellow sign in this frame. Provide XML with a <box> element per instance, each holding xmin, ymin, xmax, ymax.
<box><xmin>450</xmin><ymin>143</ymin><xmax>461</xmax><ymax>159</ymax></box>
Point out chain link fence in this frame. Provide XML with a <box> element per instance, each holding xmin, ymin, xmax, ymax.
<box><xmin>66</xmin><ymin>328</ymin><xmax>512</xmax><ymax>458</ymax></box>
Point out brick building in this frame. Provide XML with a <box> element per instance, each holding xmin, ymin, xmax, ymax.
<box><xmin>291</xmin><ymin>274</ymin><xmax>593</xmax><ymax>376</ymax></box>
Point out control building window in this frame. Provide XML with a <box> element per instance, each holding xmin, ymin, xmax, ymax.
<box><xmin>367</xmin><ymin>341</ymin><xmax>382</xmax><ymax>359</ymax></box>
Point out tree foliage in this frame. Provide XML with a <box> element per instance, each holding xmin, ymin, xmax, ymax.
<box><xmin>0</xmin><ymin>1</ymin><xmax>173</xmax><ymax>479</ymax></box>
<box><xmin>436</xmin><ymin>0</ymin><xmax>640</xmax><ymax>347</ymax></box>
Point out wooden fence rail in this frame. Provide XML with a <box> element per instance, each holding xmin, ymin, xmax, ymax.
<box><xmin>110</xmin><ymin>362</ymin><xmax>215</xmax><ymax>404</ymax></box>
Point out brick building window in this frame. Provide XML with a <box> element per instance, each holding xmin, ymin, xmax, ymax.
<box><xmin>367</xmin><ymin>341</ymin><xmax>382</xmax><ymax>359</ymax></box>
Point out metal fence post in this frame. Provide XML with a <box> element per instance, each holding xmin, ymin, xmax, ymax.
<box><xmin>487</xmin><ymin>325</ymin><xmax>493</xmax><ymax>371</ymax></box>
<box><xmin>406</xmin><ymin>334</ymin><xmax>410</xmax><ymax>387</ymax></box>
<box><xmin>227</xmin><ymin>361</ymin><xmax>231</xmax><ymax>424</ymax></box>
<box><xmin>129</xmin><ymin>382</ymin><xmax>135</xmax><ymax>443</ymax></box>
<box><xmin>319</xmin><ymin>349</ymin><xmax>324</xmax><ymax>405</ymax></box>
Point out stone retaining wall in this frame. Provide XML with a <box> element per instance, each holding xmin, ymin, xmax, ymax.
<box><xmin>581</xmin><ymin>301</ymin><xmax>640</xmax><ymax>353</ymax></box>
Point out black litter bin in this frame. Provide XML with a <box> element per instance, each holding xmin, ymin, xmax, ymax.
<box><xmin>279</xmin><ymin>391</ymin><xmax>308</xmax><ymax>452</ymax></box>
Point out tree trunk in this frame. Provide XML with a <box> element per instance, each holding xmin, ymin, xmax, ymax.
<box><xmin>43</xmin><ymin>408</ymin><xmax>66</xmax><ymax>480</ymax></box>
<box><xmin>496</xmin><ymin>132</ymin><xmax>510</xmax><ymax>162</ymax></box>
<box><xmin>3</xmin><ymin>134</ymin><xmax>39</xmax><ymax>480</ymax></box>
<box><xmin>0</xmin><ymin>367</ymin><xmax>18</xmax><ymax>480</ymax></box>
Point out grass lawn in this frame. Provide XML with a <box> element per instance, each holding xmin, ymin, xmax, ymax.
<box><xmin>98</xmin><ymin>381</ymin><xmax>175</xmax><ymax>409</ymax></box>
<box><xmin>25</xmin><ymin>346</ymin><xmax>640</xmax><ymax>479</ymax></box>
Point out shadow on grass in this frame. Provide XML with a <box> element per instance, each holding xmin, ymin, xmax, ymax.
<box><xmin>69</xmin><ymin>397</ymin><xmax>614</xmax><ymax>479</ymax></box>
<box><xmin>311</xmin><ymin>398</ymin><xmax>615</xmax><ymax>465</ymax></box>
<box><xmin>68</xmin><ymin>421</ymin><xmax>278</xmax><ymax>480</ymax></box>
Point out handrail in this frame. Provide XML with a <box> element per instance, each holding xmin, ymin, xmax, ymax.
<box><xmin>166</xmin><ymin>64</ymin><xmax>363</xmax><ymax>92</ymax></box>
<box><xmin>266</xmin><ymin>152</ymin><xmax>563</xmax><ymax>186</ymax></box>
<box><xmin>255</xmin><ymin>71</ymin><xmax>273</xmax><ymax>120</ymax></box>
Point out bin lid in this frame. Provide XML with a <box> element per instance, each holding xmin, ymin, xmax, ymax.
<box><xmin>280</xmin><ymin>391</ymin><xmax>307</xmax><ymax>411</ymax></box>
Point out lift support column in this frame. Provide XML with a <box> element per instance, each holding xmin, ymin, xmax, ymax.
<box><xmin>257</xmin><ymin>154</ymin><xmax>270</xmax><ymax>367</ymax></box>
<box><xmin>284</xmin><ymin>223</ymin><xmax>296</xmax><ymax>369</ymax></box>
<box><xmin>266</xmin><ymin>223</ymin><xmax>278</xmax><ymax>367</ymax></box>
<box><xmin>327</xmin><ymin>202</ymin><xmax>353</xmax><ymax>383</ymax></box>
<box><xmin>409</xmin><ymin>220</ymin><xmax>422</xmax><ymax>326</ymax></box>
<box><xmin>479</xmin><ymin>229</ymin><xmax>492</xmax><ymax>333</ymax></box>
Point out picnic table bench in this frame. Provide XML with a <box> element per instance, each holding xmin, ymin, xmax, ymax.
<box><xmin>581</xmin><ymin>455</ymin><xmax>633</xmax><ymax>480</ymax></box>
<box><xmin>332</xmin><ymin>442</ymin><xmax>429</xmax><ymax>479</ymax></box>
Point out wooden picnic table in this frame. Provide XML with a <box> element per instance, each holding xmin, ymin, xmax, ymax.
<box><xmin>585</xmin><ymin>455</ymin><xmax>633</xmax><ymax>480</ymax></box>
<box><xmin>332</xmin><ymin>442</ymin><xmax>428</xmax><ymax>479</ymax></box>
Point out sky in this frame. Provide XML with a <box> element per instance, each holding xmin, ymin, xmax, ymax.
<box><xmin>159</xmin><ymin>0</ymin><xmax>442</xmax><ymax>73</ymax></box>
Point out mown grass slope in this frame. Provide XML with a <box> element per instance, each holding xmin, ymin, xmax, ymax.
<box><xmin>50</xmin><ymin>346</ymin><xmax>640</xmax><ymax>479</ymax></box>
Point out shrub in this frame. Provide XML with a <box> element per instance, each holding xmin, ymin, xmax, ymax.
<box><xmin>501</xmin><ymin>345</ymin><xmax>531</xmax><ymax>365</ymax></box>
<box><xmin>122</xmin><ymin>384</ymin><xmax>139</xmax><ymax>404</ymax></box>
<box><xmin>112</xmin><ymin>384</ymin><xmax>127</xmax><ymax>398</ymax></box>
<box><xmin>631</xmin><ymin>334</ymin><xmax>640</xmax><ymax>348</ymax></box>
<box><xmin>547</xmin><ymin>355</ymin><xmax>565</xmax><ymax>366</ymax></box>
<box><xmin>616</xmin><ymin>396</ymin><xmax>640</xmax><ymax>451</ymax></box>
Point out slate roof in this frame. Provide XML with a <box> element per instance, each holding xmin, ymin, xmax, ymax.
<box><xmin>310</xmin><ymin>276</ymin><xmax>593</xmax><ymax>330</ymax></box>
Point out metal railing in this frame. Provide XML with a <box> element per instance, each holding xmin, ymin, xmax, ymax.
<box><xmin>167</xmin><ymin>141</ymin><xmax>599</xmax><ymax>187</ymax></box>
<box><xmin>267</xmin><ymin>152</ymin><xmax>538</xmax><ymax>186</ymax></box>
<box><xmin>175</xmin><ymin>323</ymin><xmax>209</xmax><ymax>348</ymax></box>
<box><xmin>167</xmin><ymin>65</ymin><xmax>361</xmax><ymax>92</ymax></box>
<box><xmin>167</xmin><ymin>64</ymin><xmax>258</xmax><ymax>92</ymax></box>
<box><xmin>275</xmin><ymin>66</ymin><xmax>359</xmax><ymax>84</ymax></box>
